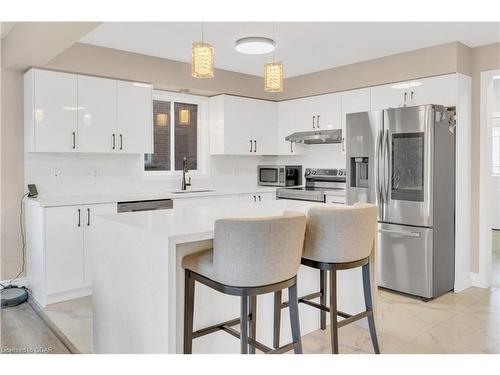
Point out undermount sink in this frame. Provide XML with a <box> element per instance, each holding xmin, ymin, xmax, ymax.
<box><xmin>169</xmin><ymin>189</ymin><xmax>215</xmax><ymax>194</ymax></box>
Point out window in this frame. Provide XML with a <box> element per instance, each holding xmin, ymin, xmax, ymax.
<box><xmin>493</xmin><ymin>117</ymin><xmax>500</xmax><ymax>176</ymax></box>
<box><xmin>145</xmin><ymin>93</ymin><xmax>202</xmax><ymax>173</ymax></box>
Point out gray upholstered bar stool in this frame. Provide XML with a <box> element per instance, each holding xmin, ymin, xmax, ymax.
<box><xmin>182</xmin><ymin>212</ymin><xmax>307</xmax><ymax>354</ymax></box>
<box><xmin>273</xmin><ymin>204</ymin><xmax>380</xmax><ymax>354</ymax></box>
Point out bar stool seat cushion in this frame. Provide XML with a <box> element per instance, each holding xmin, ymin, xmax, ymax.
<box><xmin>303</xmin><ymin>203</ymin><xmax>377</xmax><ymax>264</ymax></box>
<box><xmin>182</xmin><ymin>212</ymin><xmax>306</xmax><ymax>288</ymax></box>
<box><xmin>182</xmin><ymin>249</ymin><xmax>215</xmax><ymax>280</ymax></box>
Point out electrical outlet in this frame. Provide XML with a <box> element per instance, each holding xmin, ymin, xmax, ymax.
<box><xmin>52</xmin><ymin>169</ymin><xmax>62</xmax><ymax>180</ymax></box>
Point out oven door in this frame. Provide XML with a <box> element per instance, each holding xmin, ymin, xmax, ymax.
<box><xmin>258</xmin><ymin>167</ymin><xmax>283</xmax><ymax>186</ymax></box>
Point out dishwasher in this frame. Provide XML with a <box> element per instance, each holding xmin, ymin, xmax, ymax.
<box><xmin>117</xmin><ymin>199</ymin><xmax>173</xmax><ymax>212</ymax></box>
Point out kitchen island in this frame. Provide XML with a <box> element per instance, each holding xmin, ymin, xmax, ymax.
<box><xmin>91</xmin><ymin>200</ymin><xmax>376</xmax><ymax>353</ymax></box>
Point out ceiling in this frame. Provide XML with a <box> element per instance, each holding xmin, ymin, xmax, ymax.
<box><xmin>80</xmin><ymin>22</ymin><xmax>500</xmax><ymax>78</ymax></box>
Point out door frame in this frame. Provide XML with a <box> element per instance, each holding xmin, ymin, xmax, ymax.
<box><xmin>476</xmin><ymin>69</ymin><xmax>499</xmax><ymax>288</ymax></box>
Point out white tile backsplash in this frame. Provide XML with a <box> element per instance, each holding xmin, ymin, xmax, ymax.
<box><xmin>24</xmin><ymin>145</ymin><xmax>345</xmax><ymax>197</ymax></box>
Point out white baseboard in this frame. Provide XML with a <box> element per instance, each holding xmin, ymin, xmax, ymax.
<box><xmin>0</xmin><ymin>277</ymin><xmax>29</xmax><ymax>287</ymax></box>
<box><xmin>454</xmin><ymin>276</ymin><xmax>472</xmax><ymax>293</ymax></box>
<box><xmin>470</xmin><ymin>272</ymin><xmax>490</xmax><ymax>288</ymax></box>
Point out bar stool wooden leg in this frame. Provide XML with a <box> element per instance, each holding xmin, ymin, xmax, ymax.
<box><xmin>320</xmin><ymin>270</ymin><xmax>327</xmax><ymax>330</ymax></box>
<box><xmin>288</xmin><ymin>283</ymin><xmax>303</xmax><ymax>354</ymax></box>
<box><xmin>183</xmin><ymin>270</ymin><xmax>195</xmax><ymax>354</ymax></box>
<box><xmin>249</xmin><ymin>296</ymin><xmax>257</xmax><ymax>354</ymax></box>
<box><xmin>329</xmin><ymin>269</ymin><xmax>339</xmax><ymax>354</ymax></box>
<box><xmin>273</xmin><ymin>290</ymin><xmax>282</xmax><ymax>349</ymax></box>
<box><xmin>362</xmin><ymin>262</ymin><xmax>380</xmax><ymax>354</ymax></box>
<box><xmin>241</xmin><ymin>296</ymin><xmax>249</xmax><ymax>354</ymax></box>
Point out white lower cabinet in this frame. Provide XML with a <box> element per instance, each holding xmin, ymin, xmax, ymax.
<box><xmin>45</xmin><ymin>206</ymin><xmax>85</xmax><ymax>294</ymax></box>
<box><xmin>83</xmin><ymin>204</ymin><xmax>117</xmax><ymax>287</ymax></box>
<box><xmin>27</xmin><ymin>202</ymin><xmax>116</xmax><ymax>306</ymax></box>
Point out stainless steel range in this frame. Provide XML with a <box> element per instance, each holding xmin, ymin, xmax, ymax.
<box><xmin>276</xmin><ymin>168</ymin><xmax>346</xmax><ymax>202</ymax></box>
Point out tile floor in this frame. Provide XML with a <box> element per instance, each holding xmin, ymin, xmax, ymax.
<box><xmin>3</xmin><ymin>231</ymin><xmax>500</xmax><ymax>354</ymax></box>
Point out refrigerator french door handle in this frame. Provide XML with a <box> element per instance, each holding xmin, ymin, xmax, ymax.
<box><xmin>383</xmin><ymin>129</ymin><xmax>390</xmax><ymax>202</ymax></box>
<box><xmin>376</xmin><ymin>130</ymin><xmax>384</xmax><ymax>206</ymax></box>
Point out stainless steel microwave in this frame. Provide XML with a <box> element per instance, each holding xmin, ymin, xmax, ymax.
<box><xmin>257</xmin><ymin>165</ymin><xmax>302</xmax><ymax>187</ymax></box>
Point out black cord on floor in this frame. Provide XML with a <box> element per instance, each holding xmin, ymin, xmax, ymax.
<box><xmin>2</xmin><ymin>193</ymin><xmax>30</xmax><ymax>289</ymax></box>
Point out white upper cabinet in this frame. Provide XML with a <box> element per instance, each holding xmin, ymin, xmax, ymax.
<box><xmin>314</xmin><ymin>93</ymin><xmax>342</xmax><ymax>130</ymax></box>
<box><xmin>370</xmin><ymin>74</ymin><xmax>458</xmax><ymax>110</ymax></box>
<box><xmin>24</xmin><ymin>68</ymin><xmax>153</xmax><ymax>154</ymax></box>
<box><xmin>408</xmin><ymin>74</ymin><xmax>458</xmax><ymax>107</ymax></box>
<box><xmin>77</xmin><ymin>75</ymin><xmax>117</xmax><ymax>153</ymax></box>
<box><xmin>276</xmin><ymin>100</ymin><xmax>307</xmax><ymax>155</ymax></box>
<box><xmin>25</xmin><ymin>69</ymin><xmax>78</xmax><ymax>152</ymax></box>
<box><xmin>294</xmin><ymin>93</ymin><xmax>342</xmax><ymax>131</ymax></box>
<box><xmin>341</xmin><ymin>88</ymin><xmax>371</xmax><ymax>154</ymax></box>
<box><xmin>116</xmin><ymin>81</ymin><xmax>153</xmax><ymax>154</ymax></box>
<box><xmin>209</xmin><ymin>95</ymin><xmax>277</xmax><ymax>155</ymax></box>
<box><xmin>370</xmin><ymin>82</ymin><xmax>409</xmax><ymax>110</ymax></box>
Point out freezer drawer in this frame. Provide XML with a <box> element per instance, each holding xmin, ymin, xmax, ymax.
<box><xmin>378</xmin><ymin>223</ymin><xmax>433</xmax><ymax>298</ymax></box>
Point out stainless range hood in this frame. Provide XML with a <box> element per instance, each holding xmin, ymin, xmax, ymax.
<box><xmin>285</xmin><ymin>129</ymin><xmax>342</xmax><ymax>144</ymax></box>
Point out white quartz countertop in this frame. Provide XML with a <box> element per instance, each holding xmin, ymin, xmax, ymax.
<box><xmin>25</xmin><ymin>186</ymin><xmax>278</xmax><ymax>207</ymax></box>
<box><xmin>98</xmin><ymin>199</ymin><xmax>337</xmax><ymax>242</ymax></box>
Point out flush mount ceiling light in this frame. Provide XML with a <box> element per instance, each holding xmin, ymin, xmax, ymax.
<box><xmin>192</xmin><ymin>23</ymin><xmax>214</xmax><ymax>79</ymax></box>
<box><xmin>391</xmin><ymin>82</ymin><xmax>423</xmax><ymax>90</ymax></box>
<box><xmin>235</xmin><ymin>37</ymin><xmax>275</xmax><ymax>55</ymax></box>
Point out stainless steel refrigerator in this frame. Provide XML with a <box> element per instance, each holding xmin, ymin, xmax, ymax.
<box><xmin>346</xmin><ymin>105</ymin><xmax>455</xmax><ymax>300</ymax></box>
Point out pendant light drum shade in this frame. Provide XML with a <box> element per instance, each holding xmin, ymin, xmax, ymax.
<box><xmin>264</xmin><ymin>62</ymin><xmax>283</xmax><ymax>92</ymax></box>
<box><xmin>192</xmin><ymin>42</ymin><xmax>214</xmax><ymax>78</ymax></box>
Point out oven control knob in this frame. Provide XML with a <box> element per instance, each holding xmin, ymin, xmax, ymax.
<box><xmin>312</xmin><ymin>170</ymin><xmax>317</xmax><ymax>175</ymax></box>
<box><xmin>338</xmin><ymin>170</ymin><xmax>343</xmax><ymax>176</ymax></box>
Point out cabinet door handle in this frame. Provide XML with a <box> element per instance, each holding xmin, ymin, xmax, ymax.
<box><xmin>312</xmin><ymin>115</ymin><xmax>316</xmax><ymax>129</ymax></box>
<box><xmin>119</xmin><ymin>134</ymin><xmax>123</xmax><ymax>150</ymax></box>
<box><xmin>72</xmin><ymin>132</ymin><xmax>76</xmax><ymax>149</ymax></box>
<box><xmin>317</xmin><ymin>114</ymin><xmax>320</xmax><ymax>128</ymax></box>
<box><xmin>258</xmin><ymin>195</ymin><xmax>261</xmax><ymax>202</ymax></box>
<box><xmin>253</xmin><ymin>140</ymin><xmax>257</xmax><ymax>153</ymax></box>
<box><xmin>404</xmin><ymin>92</ymin><xmax>407</xmax><ymax>104</ymax></box>
<box><xmin>87</xmin><ymin>208</ymin><xmax>90</xmax><ymax>226</ymax></box>
<box><xmin>77</xmin><ymin>209</ymin><xmax>81</xmax><ymax>227</ymax></box>
<box><xmin>253</xmin><ymin>195</ymin><xmax>256</xmax><ymax>202</ymax></box>
<box><xmin>290</xmin><ymin>141</ymin><xmax>294</xmax><ymax>153</ymax></box>
<box><xmin>249</xmin><ymin>140</ymin><xmax>253</xmax><ymax>153</ymax></box>
<box><xmin>341</xmin><ymin>137</ymin><xmax>346</xmax><ymax>153</ymax></box>
<box><xmin>112</xmin><ymin>134</ymin><xmax>116</xmax><ymax>150</ymax></box>
<box><xmin>411</xmin><ymin>91</ymin><xmax>414</xmax><ymax>100</ymax></box>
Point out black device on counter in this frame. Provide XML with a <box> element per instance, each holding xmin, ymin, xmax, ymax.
<box><xmin>27</xmin><ymin>184</ymin><xmax>38</xmax><ymax>198</ymax></box>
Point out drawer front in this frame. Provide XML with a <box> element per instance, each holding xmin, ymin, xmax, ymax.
<box><xmin>378</xmin><ymin>223</ymin><xmax>433</xmax><ymax>298</ymax></box>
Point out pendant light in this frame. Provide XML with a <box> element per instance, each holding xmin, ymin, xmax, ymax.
<box><xmin>264</xmin><ymin>23</ymin><xmax>283</xmax><ymax>92</ymax></box>
<box><xmin>192</xmin><ymin>23</ymin><xmax>214</xmax><ymax>79</ymax></box>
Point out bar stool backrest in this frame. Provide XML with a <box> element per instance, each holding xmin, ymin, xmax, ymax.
<box><xmin>303</xmin><ymin>203</ymin><xmax>377</xmax><ymax>264</ymax></box>
<box><xmin>213</xmin><ymin>212</ymin><xmax>307</xmax><ymax>287</ymax></box>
